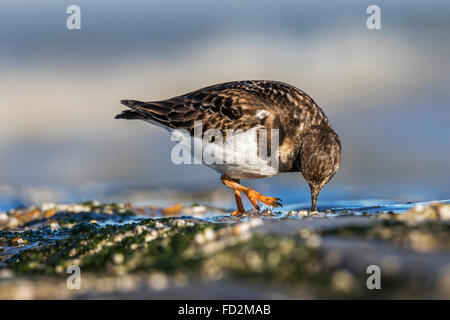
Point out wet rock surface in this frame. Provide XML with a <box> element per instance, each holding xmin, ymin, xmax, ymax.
<box><xmin>0</xmin><ymin>200</ymin><xmax>449</xmax><ymax>299</ymax></box>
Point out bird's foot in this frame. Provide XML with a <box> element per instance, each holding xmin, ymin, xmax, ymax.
<box><xmin>221</xmin><ymin>174</ymin><xmax>282</xmax><ymax>215</ymax></box>
<box><xmin>245</xmin><ymin>189</ymin><xmax>283</xmax><ymax>211</ymax></box>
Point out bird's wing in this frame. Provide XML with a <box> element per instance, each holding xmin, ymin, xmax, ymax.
<box><xmin>117</xmin><ymin>81</ymin><xmax>298</xmax><ymax>134</ymax></box>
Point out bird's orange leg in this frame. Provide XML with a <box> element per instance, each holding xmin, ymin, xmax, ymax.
<box><xmin>220</xmin><ymin>175</ymin><xmax>245</xmax><ymax>215</ymax></box>
<box><xmin>232</xmin><ymin>181</ymin><xmax>245</xmax><ymax>216</ymax></box>
<box><xmin>221</xmin><ymin>174</ymin><xmax>282</xmax><ymax>213</ymax></box>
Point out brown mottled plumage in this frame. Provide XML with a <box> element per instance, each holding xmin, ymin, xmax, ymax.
<box><xmin>116</xmin><ymin>80</ymin><xmax>341</xmax><ymax>212</ymax></box>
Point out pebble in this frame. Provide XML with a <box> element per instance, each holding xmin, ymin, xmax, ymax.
<box><xmin>144</xmin><ymin>230</ymin><xmax>159</xmax><ymax>242</ymax></box>
<box><xmin>286</xmin><ymin>210</ymin><xmax>309</xmax><ymax>217</ymax></box>
<box><xmin>306</xmin><ymin>234</ymin><xmax>322</xmax><ymax>248</ymax></box>
<box><xmin>175</xmin><ymin>219</ymin><xmax>186</xmax><ymax>227</ymax></box>
<box><xmin>104</xmin><ymin>208</ymin><xmax>114</xmax><ymax>215</ymax></box>
<box><xmin>148</xmin><ymin>272</ymin><xmax>168</xmax><ymax>290</ymax></box>
<box><xmin>0</xmin><ymin>212</ymin><xmax>7</xmax><ymax>224</ymax></box>
<box><xmin>0</xmin><ymin>268</ymin><xmax>13</xmax><ymax>279</ymax></box>
<box><xmin>162</xmin><ymin>203</ymin><xmax>183</xmax><ymax>216</ymax></box>
<box><xmin>331</xmin><ymin>269</ymin><xmax>355</xmax><ymax>292</ymax></box>
<box><xmin>248</xmin><ymin>219</ymin><xmax>264</xmax><ymax>228</ymax></box>
<box><xmin>12</xmin><ymin>237</ymin><xmax>26</xmax><ymax>244</ymax></box>
<box><xmin>135</xmin><ymin>225</ymin><xmax>147</xmax><ymax>235</ymax></box>
<box><xmin>7</xmin><ymin>217</ymin><xmax>19</xmax><ymax>228</ymax></box>
<box><xmin>190</xmin><ymin>205</ymin><xmax>207</xmax><ymax>214</ymax></box>
<box><xmin>113</xmin><ymin>253</ymin><xmax>125</xmax><ymax>264</ymax></box>
<box><xmin>203</xmin><ymin>228</ymin><xmax>216</xmax><ymax>241</ymax></box>
<box><xmin>194</xmin><ymin>233</ymin><xmax>206</xmax><ymax>245</ymax></box>
<box><xmin>40</xmin><ymin>203</ymin><xmax>56</xmax><ymax>212</ymax></box>
<box><xmin>439</xmin><ymin>205</ymin><xmax>450</xmax><ymax>220</ymax></box>
<box><xmin>49</xmin><ymin>222</ymin><xmax>59</xmax><ymax>230</ymax></box>
<box><xmin>298</xmin><ymin>210</ymin><xmax>310</xmax><ymax>217</ymax></box>
<box><xmin>55</xmin><ymin>265</ymin><xmax>64</xmax><ymax>274</ymax></box>
<box><xmin>69</xmin><ymin>248</ymin><xmax>77</xmax><ymax>257</ymax></box>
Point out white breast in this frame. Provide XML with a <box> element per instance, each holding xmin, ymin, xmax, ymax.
<box><xmin>174</xmin><ymin>126</ymin><xmax>280</xmax><ymax>179</ymax></box>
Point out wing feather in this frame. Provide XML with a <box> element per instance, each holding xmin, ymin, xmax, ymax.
<box><xmin>117</xmin><ymin>80</ymin><xmax>329</xmax><ymax>135</ymax></box>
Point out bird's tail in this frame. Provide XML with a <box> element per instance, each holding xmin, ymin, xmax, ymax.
<box><xmin>120</xmin><ymin>99</ymin><xmax>145</xmax><ymax>109</ymax></box>
<box><xmin>115</xmin><ymin>100</ymin><xmax>146</xmax><ymax>120</ymax></box>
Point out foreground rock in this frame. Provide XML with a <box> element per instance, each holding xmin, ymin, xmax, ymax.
<box><xmin>0</xmin><ymin>201</ymin><xmax>449</xmax><ymax>299</ymax></box>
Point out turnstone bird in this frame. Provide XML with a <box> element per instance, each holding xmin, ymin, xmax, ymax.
<box><xmin>116</xmin><ymin>80</ymin><xmax>341</xmax><ymax>214</ymax></box>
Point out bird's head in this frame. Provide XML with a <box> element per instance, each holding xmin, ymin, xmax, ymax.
<box><xmin>295</xmin><ymin>126</ymin><xmax>341</xmax><ymax>211</ymax></box>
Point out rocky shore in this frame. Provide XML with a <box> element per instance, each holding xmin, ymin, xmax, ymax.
<box><xmin>1</xmin><ymin>201</ymin><xmax>449</xmax><ymax>299</ymax></box>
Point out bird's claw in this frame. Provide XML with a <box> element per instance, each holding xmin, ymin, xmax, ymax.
<box><xmin>250</xmin><ymin>194</ymin><xmax>283</xmax><ymax>209</ymax></box>
<box><xmin>274</xmin><ymin>198</ymin><xmax>283</xmax><ymax>208</ymax></box>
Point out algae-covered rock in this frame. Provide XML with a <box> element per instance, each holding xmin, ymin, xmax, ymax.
<box><xmin>1</xmin><ymin>201</ymin><xmax>449</xmax><ymax>299</ymax></box>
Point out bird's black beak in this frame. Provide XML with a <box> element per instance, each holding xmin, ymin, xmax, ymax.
<box><xmin>309</xmin><ymin>184</ymin><xmax>321</xmax><ymax>212</ymax></box>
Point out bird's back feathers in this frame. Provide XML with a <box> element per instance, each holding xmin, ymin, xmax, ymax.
<box><xmin>116</xmin><ymin>80</ymin><xmax>330</xmax><ymax>134</ymax></box>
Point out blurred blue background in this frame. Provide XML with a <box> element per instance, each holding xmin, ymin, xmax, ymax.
<box><xmin>0</xmin><ymin>0</ymin><xmax>449</xmax><ymax>208</ymax></box>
